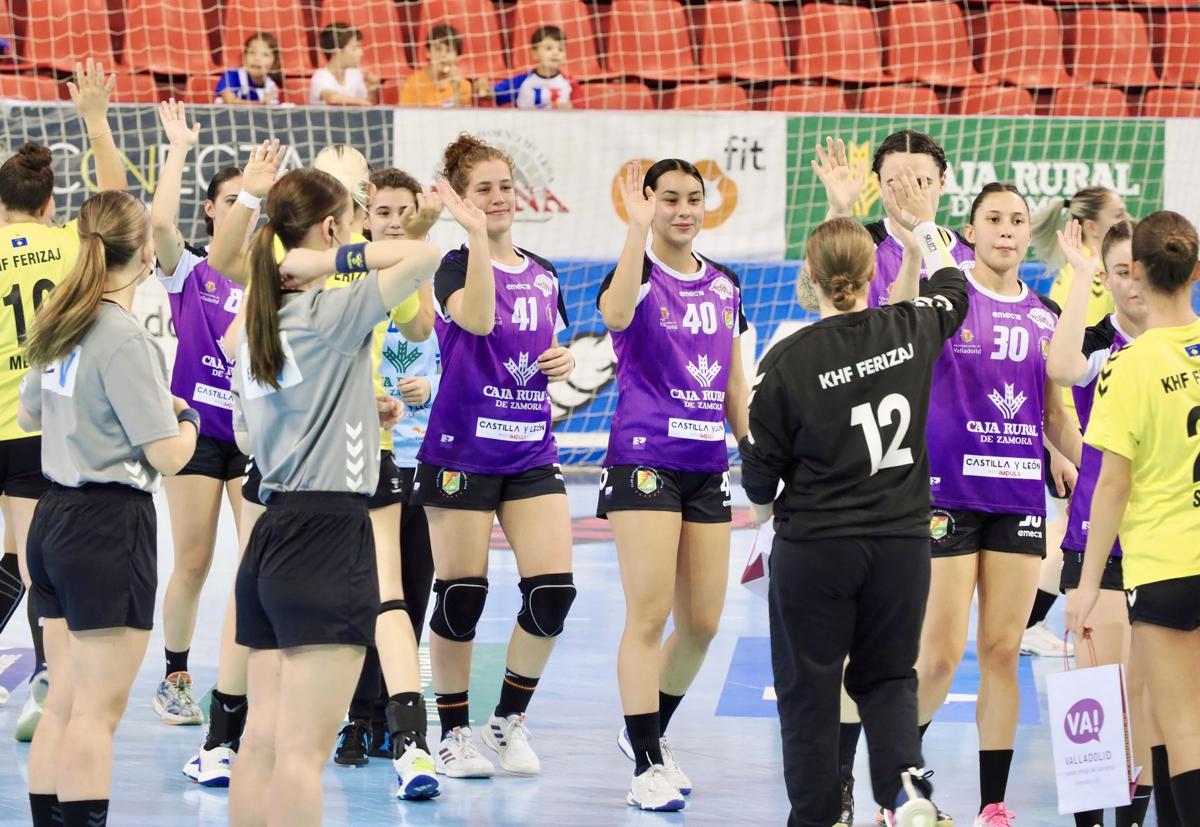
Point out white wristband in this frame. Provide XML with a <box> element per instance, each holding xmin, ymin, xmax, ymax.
<box><xmin>236</xmin><ymin>190</ymin><xmax>262</xmax><ymax>211</ymax></box>
<box><xmin>913</xmin><ymin>221</ymin><xmax>955</xmax><ymax>275</ymax></box>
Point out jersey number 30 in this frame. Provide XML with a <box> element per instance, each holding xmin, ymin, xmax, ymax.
<box><xmin>850</xmin><ymin>393</ymin><xmax>914</xmax><ymax>476</ymax></box>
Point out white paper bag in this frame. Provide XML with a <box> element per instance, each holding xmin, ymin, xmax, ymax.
<box><xmin>740</xmin><ymin>523</ymin><xmax>775</xmax><ymax>600</ymax></box>
<box><xmin>1047</xmin><ymin>662</ymin><xmax>1134</xmax><ymax>814</ymax></box>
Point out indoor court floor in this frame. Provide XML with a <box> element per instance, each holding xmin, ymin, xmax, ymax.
<box><xmin>0</xmin><ymin>480</ymin><xmax>1117</xmax><ymax>826</ymax></box>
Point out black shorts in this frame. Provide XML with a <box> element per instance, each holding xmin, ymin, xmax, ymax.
<box><xmin>395</xmin><ymin>465</ymin><xmax>416</xmax><ymax>501</ymax></box>
<box><xmin>929</xmin><ymin>507</ymin><xmax>1047</xmax><ymax>558</ymax></box>
<box><xmin>409</xmin><ymin>463</ymin><xmax>565</xmax><ymax>511</ymax></box>
<box><xmin>177</xmin><ymin>435</ymin><xmax>248</xmax><ymax>481</ymax></box>
<box><xmin>1127</xmin><ymin>574</ymin><xmax>1200</xmax><ymax>632</ymax></box>
<box><xmin>1060</xmin><ymin>550</ymin><xmax>1125</xmax><ymax>592</ymax></box>
<box><xmin>0</xmin><ymin>436</ymin><xmax>49</xmax><ymax>499</ymax></box>
<box><xmin>26</xmin><ymin>483</ymin><xmax>156</xmax><ymax>631</ymax></box>
<box><xmin>242</xmin><ymin>458</ymin><xmax>263</xmax><ymax>505</ymax></box>
<box><xmin>235</xmin><ymin>492</ymin><xmax>379</xmax><ymax>650</ymax></box>
<box><xmin>366</xmin><ymin>451</ymin><xmax>406</xmax><ymax>510</ymax></box>
<box><xmin>596</xmin><ymin>464</ymin><xmax>732</xmax><ymax>524</ymax></box>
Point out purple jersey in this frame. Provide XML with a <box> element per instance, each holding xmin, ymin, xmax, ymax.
<box><xmin>156</xmin><ymin>245</ymin><xmax>243</xmax><ymax>442</ymax></box>
<box><xmin>927</xmin><ymin>268</ymin><xmax>1059</xmax><ymax>516</ymax></box>
<box><xmin>598</xmin><ymin>250</ymin><xmax>748</xmax><ymax>472</ymax></box>
<box><xmin>867</xmin><ymin>220</ymin><xmax>975</xmax><ymax>308</ymax></box>
<box><xmin>1062</xmin><ymin>315</ymin><xmax>1132</xmax><ymax>555</ymax></box>
<box><xmin>418</xmin><ymin>246</ymin><xmax>568</xmax><ymax>475</ymax></box>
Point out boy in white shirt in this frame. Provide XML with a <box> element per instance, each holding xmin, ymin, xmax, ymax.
<box><xmin>478</xmin><ymin>26</ymin><xmax>573</xmax><ymax>109</ymax></box>
<box><xmin>310</xmin><ymin>23</ymin><xmax>380</xmax><ymax>106</ymax></box>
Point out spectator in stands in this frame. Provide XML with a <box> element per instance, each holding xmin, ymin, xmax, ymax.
<box><xmin>399</xmin><ymin>24</ymin><xmax>472</xmax><ymax>108</ymax></box>
<box><xmin>477</xmin><ymin>26</ymin><xmax>572</xmax><ymax>110</ymax></box>
<box><xmin>215</xmin><ymin>33</ymin><xmax>281</xmax><ymax>105</ymax></box>
<box><xmin>310</xmin><ymin>23</ymin><xmax>381</xmax><ymax>106</ymax></box>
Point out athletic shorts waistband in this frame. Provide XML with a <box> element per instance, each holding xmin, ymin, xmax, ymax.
<box><xmin>266</xmin><ymin>491</ymin><xmax>369</xmax><ymax>513</ymax></box>
<box><xmin>48</xmin><ymin>481</ymin><xmax>152</xmax><ymax>499</ymax></box>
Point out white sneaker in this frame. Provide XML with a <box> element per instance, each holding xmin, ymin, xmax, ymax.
<box><xmin>1021</xmin><ymin>621</ymin><xmax>1071</xmax><ymax>657</ymax></box>
<box><xmin>627</xmin><ymin>765</ymin><xmax>685</xmax><ymax>812</ymax></box>
<box><xmin>182</xmin><ymin>745</ymin><xmax>235</xmax><ymax>787</ymax></box>
<box><xmin>154</xmin><ymin>671</ymin><xmax>204</xmax><ymax>725</ymax></box>
<box><xmin>14</xmin><ymin>670</ymin><xmax>48</xmax><ymax>743</ymax></box>
<box><xmin>884</xmin><ymin>769</ymin><xmax>938</xmax><ymax>827</ymax></box>
<box><xmin>394</xmin><ymin>743</ymin><xmax>440</xmax><ymax>800</ymax></box>
<box><xmin>434</xmin><ymin>727</ymin><xmax>494</xmax><ymax>778</ymax></box>
<box><xmin>617</xmin><ymin>728</ymin><xmax>692</xmax><ymax>795</ymax></box>
<box><xmin>482</xmin><ymin>713</ymin><xmax>540</xmax><ymax>775</ymax></box>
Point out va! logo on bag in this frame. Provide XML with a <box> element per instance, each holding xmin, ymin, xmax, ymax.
<box><xmin>1064</xmin><ymin>698</ymin><xmax>1104</xmax><ymax>744</ymax></box>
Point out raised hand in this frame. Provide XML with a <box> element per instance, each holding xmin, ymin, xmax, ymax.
<box><xmin>618</xmin><ymin>161</ymin><xmax>655</xmax><ymax>228</ymax></box>
<box><xmin>885</xmin><ymin>166</ymin><xmax>936</xmax><ymax>231</ymax></box>
<box><xmin>811</xmin><ymin>136</ymin><xmax>866</xmax><ymax>217</ymax></box>
<box><xmin>68</xmin><ymin>58</ymin><xmax>116</xmax><ymax>123</ymax></box>
<box><xmin>158</xmin><ymin>99</ymin><xmax>200</xmax><ymax>149</ymax></box>
<box><xmin>435</xmin><ymin>178</ymin><xmax>487</xmax><ymax>235</ymax></box>
<box><xmin>1056</xmin><ymin>219</ymin><xmax>1100</xmax><ymax>281</ymax></box>
<box><xmin>880</xmin><ymin>180</ymin><xmax>918</xmax><ymax>252</ymax></box>
<box><xmin>241</xmin><ymin>139</ymin><xmax>287</xmax><ymax>199</ymax></box>
<box><xmin>401</xmin><ymin>189</ymin><xmax>445</xmax><ymax>239</ymax></box>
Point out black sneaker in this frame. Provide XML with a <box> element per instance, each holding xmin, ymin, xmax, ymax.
<box><xmin>836</xmin><ymin>765</ymin><xmax>855</xmax><ymax>827</ymax></box>
<box><xmin>334</xmin><ymin>720</ymin><xmax>371</xmax><ymax>767</ymax></box>
<box><xmin>367</xmin><ymin>719</ymin><xmax>392</xmax><ymax>759</ymax></box>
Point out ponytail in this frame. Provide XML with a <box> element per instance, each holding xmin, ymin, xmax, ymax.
<box><xmin>246</xmin><ymin>223</ymin><xmax>286</xmax><ymax>388</ymax></box>
<box><xmin>1029</xmin><ymin>197</ymin><xmax>1069</xmax><ymax>269</ymax></box>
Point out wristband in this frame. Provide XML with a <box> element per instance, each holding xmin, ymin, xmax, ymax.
<box><xmin>913</xmin><ymin>221</ymin><xmax>956</xmax><ymax>275</ymax></box>
<box><xmin>390</xmin><ymin>291</ymin><xmax>421</xmax><ymax>325</ymax></box>
<box><xmin>177</xmin><ymin>407</ymin><xmax>201</xmax><ymax>432</ymax></box>
<box><xmin>335</xmin><ymin>242</ymin><xmax>368</xmax><ymax>274</ymax></box>
<box><xmin>236</xmin><ymin>190</ymin><xmax>262</xmax><ymax>211</ymax></box>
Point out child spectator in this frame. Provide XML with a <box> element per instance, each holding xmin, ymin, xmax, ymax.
<box><xmin>399</xmin><ymin>23</ymin><xmax>472</xmax><ymax>108</ymax></box>
<box><xmin>215</xmin><ymin>33</ymin><xmax>281</xmax><ymax>105</ymax></box>
<box><xmin>310</xmin><ymin>23</ymin><xmax>381</xmax><ymax>106</ymax></box>
<box><xmin>479</xmin><ymin>26</ymin><xmax>572</xmax><ymax>109</ymax></box>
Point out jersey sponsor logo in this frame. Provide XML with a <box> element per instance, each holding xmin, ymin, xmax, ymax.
<box><xmin>438</xmin><ymin>468</ymin><xmax>466</xmax><ymax>496</ymax></box>
<box><xmin>475</xmin><ymin>417</ymin><xmax>546</xmax><ymax>442</ymax></box>
<box><xmin>440</xmin><ymin>434</ymin><xmax>454</xmax><ymax>444</ymax></box>
<box><xmin>930</xmin><ymin>509</ymin><xmax>955</xmax><ymax>543</ymax></box>
<box><xmin>205</xmin><ymin>279</ymin><xmax>217</xmax><ymax>293</ymax></box>
<box><xmin>506</xmin><ymin>282</ymin><xmax>532</xmax><ymax>290</ymax></box>
<box><xmin>193</xmin><ymin>383</ymin><xmax>235</xmax><ymax>411</ymax></box>
<box><xmin>679</xmin><ymin>289</ymin><xmax>705</xmax><ymax>297</ymax></box>
<box><xmin>686</xmin><ymin>355</ymin><xmax>722</xmax><ymax>388</ymax></box>
<box><xmin>710</xmin><ymin>276</ymin><xmax>735</xmax><ymax>301</ymax></box>
<box><xmin>632</xmin><ymin>466</ymin><xmax>662</xmax><ymax>497</ymax></box>
<box><xmin>1016</xmin><ymin>514</ymin><xmax>1044</xmax><ymax>539</ymax></box>
<box><xmin>992</xmin><ymin>311</ymin><xmax>1022</xmax><ymax>321</ymax></box>
<box><xmin>962</xmin><ymin>454</ymin><xmax>1042</xmax><ymax>480</ymax></box>
<box><xmin>961</xmin><ymin>328</ymin><xmax>974</xmax><ymax>343</ymax></box>
<box><xmin>988</xmin><ymin>383</ymin><xmax>1028</xmax><ymax>420</ymax></box>
<box><xmin>1027</xmin><ymin>307</ymin><xmax>1057</xmax><ymax>332</ymax></box>
<box><xmin>10</xmin><ymin>237</ymin><xmax>27</xmax><ymax>248</ymax></box>
<box><xmin>954</xmin><ymin>326</ymin><xmax>982</xmax><ymax>355</ymax></box>
<box><xmin>660</xmin><ymin>306</ymin><xmax>678</xmax><ymax>330</ymax></box>
<box><xmin>41</xmin><ymin>345</ymin><xmax>82</xmax><ymax>397</ymax></box>
<box><xmin>534</xmin><ymin>274</ymin><xmax>554</xmax><ymax>298</ymax></box>
<box><xmin>503</xmin><ymin>352</ymin><xmax>540</xmax><ymax>387</ymax></box>
<box><xmin>384</xmin><ymin>341</ymin><xmax>422</xmax><ymax>375</ymax></box>
<box><xmin>668</xmin><ymin>417</ymin><xmax>725</xmax><ymax>441</ymax></box>
<box><xmin>1186</xmin><ymin>343</ymin><xmax>1200</xmax><ymax>358</ymax></box>
<box><xmin>632</xmin><ymin>436</ymin><xmax>647</xmax><ymax>446</ymax></box>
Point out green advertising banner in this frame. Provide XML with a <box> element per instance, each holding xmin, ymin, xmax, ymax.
<box><xmin>785</xmin><ymin>115</ymin><xmax>1165</xmax><ymax>258</ymax></box>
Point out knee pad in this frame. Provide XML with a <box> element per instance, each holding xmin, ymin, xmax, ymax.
<box><xmin>517</xmin><ymin>573</ymin><xmax>576</xmax><ymax>638</ymax></box>
<box><xmin>429</xmin><ymin>577</ymin><xmax>488</xmax><ymax>642</ymax></box>
<box><xmin>379</xmin><ymin>599</ymin><xmax>408</xmax><ymax>617</ymax></box>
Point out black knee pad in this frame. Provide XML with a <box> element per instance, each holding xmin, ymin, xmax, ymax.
<box><xmin>379</xmin><ymin>599</ymin><xmax>408</xmax><ymax>616</ymax></box>
<box><xmin>429</xmin><ymin>577</ymin><xmax>488</xmax><ymax>642</ymax></box>
<box><xmin>517</xmin><ymin>573</ymin><xmax>576</xmax><ymax>638</ymax></box>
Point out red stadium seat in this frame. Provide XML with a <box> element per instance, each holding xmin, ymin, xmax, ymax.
<box><xmin>670</xmin><ymin>82</ymin><xmax>749</xmax><ymax>111</ymax></box>
<box><xmin>221</xmin><ymin>0</ymin><xmax>314</xmax><ymax>76</ymax></box>
<box><xmin>0</xmin><ymin>73</ymin><xmax>63</xmax><ymax>102</ymax></box>
<box><xmin>572</xmin><ymin>81</ymin><xmax>655</xmax><ymax>110</ymax></box>
<box><xmin>860</xmin><ymin>85</ymin><xmax>943</xmax><ymax>115</ymax></box>
<box><xmin>412</xmin><ymin>0</ymin><xmax>508</xmax><ymax>79</ymax></box>
<box><xmin>1067</xmin><ymin>10</ymin><xmax>1157</xmax><ymax>87</ymax></box>
<box><xmin>768</xmin><ymin>84</ymin><xmax>847</xmax><ymax>113</ymax></box>
<box><xmin>1157</xmin><ymin>12</ymin><xmax>1200</xmax><ymax>87</ymax></box>
<box><xmin>0</xmin><ymin>0</ymin><xmax>25</xmax><ymax>68</ymax></box>
<box><xmin>791</xmin><ymin>4</ymin><xmax>885</xmax><ymax>84</ymax></box>
<box><xmin>111</xmin><ymin>72</ymin><xmax>163</xmax><ymax>103</ymax></box>
<box><xmin>283</xmin><ymin>75</ymin><xmax>312</xmax><ymax>106</ymax></box>
<box><xmin>318</xmin><ymin>0</ymin><xmax>410</xmax><ymax>80</ymax></box>
<box><xmin>605</xmin><ymin>0</ymin><xmax>711</xmax><ymax>82</ymax></box>
<box><xmin>883</xmin><ymin>3</ymin><xmax>984</xmax><ymax>87</ymax></box>
<box><xmin>949</xmin><ymin>86</ymin><xmax>1036</xmax><ymax>116</ymax></box>
<box><xmin>124</xmin><ymin>0</ymin><xmax>218</xmax><ymax>76</ymax></box>
<box><xmin>982</xmin><ymin>4</ymin><xmax>1070</xmax><ymax>89</ymax></box>
<box><xmin>702</xmin><ymin>1</ymin><xmax>791</xmax><ymax>82</ymax></box>
<box><xmin>183</xmin><ymin>74</ymin><xmax>220</xmax><ymax>105</ymax></box>
<box><xmin>22</xmin><ymin>0</ymin><xmax>117</xmax><ymax>72</ymax></box>
<box><xmin>509</xmin><ymin>0</ymin><xmax>612</xmax><ymax>81</ymax></box>
<box><xmin>1141</xmin><ymin>88</ymin><xmax>1200</xmax><ymax>117</ymax></box>
<box><xmin>1050</xmin><ymin>85</ymin><xmax>1130</xmax><ymax>118</ymax></box>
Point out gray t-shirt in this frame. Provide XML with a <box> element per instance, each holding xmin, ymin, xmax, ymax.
<box><xmin>19</xmin><ymin>301</ymin><xmax>179</xmax><ymax>492</ymax></box>
<box><xmin>232</xmin><ymin>272</ymin><xmax>386</xmax><ymax>501</ymax></box>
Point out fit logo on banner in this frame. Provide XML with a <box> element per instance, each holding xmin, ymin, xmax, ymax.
<box><xmin>1064</xmin><ymin>698</ymin><xmax>1104</xmax><ymax>744</ymax></box>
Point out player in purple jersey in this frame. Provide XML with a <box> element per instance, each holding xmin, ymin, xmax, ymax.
<box><xmin>411</xmin><ymin>134</ymin><xmax>577</xmax><ymax>780</ymax></box>
<box><xmin>915</xmin><ymin>184</ymin><xmax>1083</xmax><ymax>827</ymax></box>
<box><xmin>596</xmin><ymin>159</ymin><xmax>749</xmax><ymax>812</ymax></box>
<box><xmin>148</xmin><ymin>100</ymin><xmax>251</xmax><ymax>729</ymax></box>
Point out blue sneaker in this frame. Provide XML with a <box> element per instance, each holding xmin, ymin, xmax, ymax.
<box><xmin>334</xmin><ymin>720</ymin><xmax>371</xmax><ymax>767</ymax></box>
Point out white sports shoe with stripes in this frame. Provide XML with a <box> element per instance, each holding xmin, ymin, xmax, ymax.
<box><xmin>482</xmin><ymin>713</ymin><xmax>540</xmax><ymax>775</ymax></box>
<box><xmin>182</xmin><ymin>746</ymin><xmax>235</xmax><ymax>787</ymax></box>
<box><xmin>628</xmin><ymin>765</ymin><xmax>686</xmax><ymax>812</ymax></box>
<box><xmin>434</xmin><ymin>727</ymin><xmax>494</xmax><ymax>778</ymax></box>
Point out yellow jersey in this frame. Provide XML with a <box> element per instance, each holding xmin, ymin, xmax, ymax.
<box><xmin>0</xmin><ymin>221</ymin><xmax>80</xmax><ymax>440</ymax></box>
<box><xmin>1049</xmin><ymin>252</ymin><xmax>1115</xmax><ymax>425</ymax></box>
<box><xmin>1084</xmin><ymin>317</ymin><xmax>1200</xmax><ymax>588</ymax></box>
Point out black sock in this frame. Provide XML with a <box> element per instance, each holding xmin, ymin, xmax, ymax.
<box><xmin>1073</xmin><ymin>811</ymin><xmax>1104</xmax><ymax>827</ymax></box>
<box><xmin>386</xmin><ymin>692</ymin><xmax>429</xmax><ymax>754</ymax></box>
<box><xmin>164</xmin><ymin>648</ymin><xmax>189</xmax><ymax>677</ymax></box>
<box><xmin>624</xmin><ymin>711</ymin><xmax>663</xmax><ymax>775</ymax></box>
<box><xmin>1027</xmin><ymin>588</ymin><xmax>1057</xmax><ymax>628</ymax></box>
<box><xmin>1116</xmin><ymin>784</ymin><xmax>1153</xmax><ymax>827</ymax></box>
<box><xmin>1153</xmin><ymin>745</ymin><xmax>1183</xmax><ymax>827</ymax></box>
<box><xmin>979</xmin><ymin>749</ymin><xmax>1014</xmax><ymax>810</ymax></box>
<box><xmin>1170</xmin><ymin>769</ymin><xmax>1200</xmax><ymax>827</ymax></box>
<box><xmin>29</xmin><ymin>793</ymin><xmax>60</xmax><ymax>827</ymax></box>
<box><xmin>204</xmin><ymin>689</ymin><xmax>248</xmax><ymax>751</ymax></box>
<box><xmin>0</xmin><ymin>553</ymin><xmax>24</xmax><ymax>635</ymax></box>
<box><xmin>494</xmin><ymin>670</ymin><xmax>539</xmax><ymax>719</ymax></box>
<box><xmin>29</xmin><ymin>596</ymin><xmax>45</xmax><ymax>674</ymax></box>
<box><xmin>435</xmin><ymin>690</ymin><xmax>470</xmax><ymax>739</ymax></box>
<box><xmin>658</xmin><ymin>691</ymin><xmax>685</xmax><ymax>736</ymax></box>
<box><xmin>60</xmin><ymin>800</ymin><xmax>107</xmax><ymax>827</ymax></box>
<box><xmin>919</xmin><ymin>721</ymin><xmax>931</xmax><ymax>740</ymax></box>
<box><xmin>839</xmin><ymin>722</ymin><xmax>863</xmax><ymax>770</ymax></box>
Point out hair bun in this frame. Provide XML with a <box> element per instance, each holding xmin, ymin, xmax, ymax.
<box><xmin>14</xmin><ymin>142</ymin><xmax>52</xmax><ymax>173</ymax></box>
<box><xmin>442</xmin><ymin>133</ymin><xmax>487</xmax><ymax>176</ymax></box>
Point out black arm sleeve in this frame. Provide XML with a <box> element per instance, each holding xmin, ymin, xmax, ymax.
<box><xmin>916</xmin><ymin>266</ymin><xmax>970</xmax><ymax>342</ymax></box>
<box><xmin>740</xmin><ymin>355</ymin><xmax>794</xmax><ymax>506</ymax></box>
